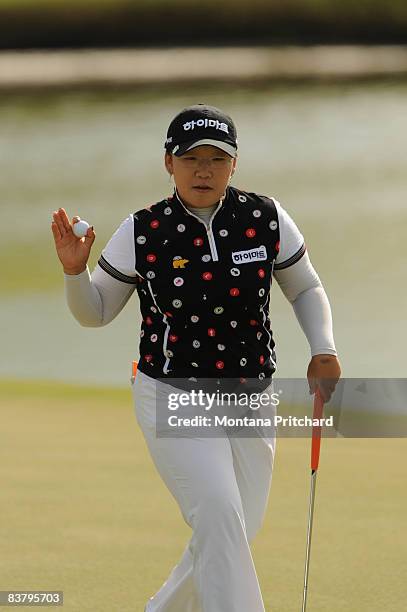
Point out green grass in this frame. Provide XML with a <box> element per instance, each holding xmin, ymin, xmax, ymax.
<box><xmin>0</xmin><ymin>0</ymin><xmax>405</xmax><ymax>12</ymax></box>
<box><xmin>0</xmin><ymin>240</ymin><xmax>101</xmax><ymax>296</ymax></box>
<box><xmin>1</xmin><ymin>379</ymin><xmax>406</xmax><ymax>611</ymax></box>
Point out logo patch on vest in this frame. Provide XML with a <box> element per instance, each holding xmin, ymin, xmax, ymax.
<box><xmin>173</xmin><ymin>256</ymin><xmax>189</xmax><ymax>269</ymax></box>
<box><xmin>232</xmin><ymin>245</ymin><xmax>267</xmax><ymax>265</ymax></box>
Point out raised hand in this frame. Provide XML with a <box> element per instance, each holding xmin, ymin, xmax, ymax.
<box><xmin>51</xmin><ymin>208</ymin><xmax>95</xmax><ymax>275</ymax></box>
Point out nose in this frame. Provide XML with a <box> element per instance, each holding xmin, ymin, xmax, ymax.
<box><xmin>195</xmin><ymin>158</ymin><xmax>212</xmax><ymax>177</ymax></box>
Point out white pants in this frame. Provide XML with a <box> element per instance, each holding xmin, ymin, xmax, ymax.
<box><xmin>131</xmin><ymin>369</ymin><xmax>276</xmax><ymax>612</ymax></box>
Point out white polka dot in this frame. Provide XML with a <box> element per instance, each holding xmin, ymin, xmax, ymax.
<box><xmin>191</xmin><ymin>362</ymin><xmax>199</xmax><ymax>367</ymax></box>
<box><xmin>146</xmin><ymin>271</ymin><xmax>155</xmax><ymax>279</ymax></box>
<box><xmin>253</xmin><ymin>210</ymin><xmax>261</xmax><ymax>218</ymax></box>
<box><xmin>151</xmin><ymin>334</ymin><xmax>158</xmax><ymax>343</ymax></box>
<box><xmin>240</xmin><ymin>357</ymin><xmax>247</xmax><ymax>366</ymax></box>
<box><xmin>269</xmin><ymin>220</ymin><xmax>277</xmax><ymax>230</ymax></box>
<box><xmin>177</xmin><ymin>224</ymin><xmax>186</xmax><ymax>232</ymax></box>
<box><xmin>202</xmin><ymin>254</ymin><xmax>211</xmax><ymax>262</ymax></box>
<box><xmin>238</xmin><ymin>195</ymin><xmax>247</xmax><ymax>203</ymax></box>
<box><xmin>219</xmin><ymin>229</ymin><xmax>228</xmax><ymax>237</ymax></box>
<box><xmin>193</xmin><ymin>340</ymin><xmax>200</xmax><ymax>348</ymax></box>
<box><xmin>230</xmin><ymin>321</ymin><xmax>237</xmax><ymax>328</ymax></box>
<box><xmin>214</xmin><ymin>306</ymin><xmax>224</xmax><ymax>315</ymax></box>
<box><xmin>137</xmin><ymin>235</ymin><xmax>146</xmax><ymax>244</ymax></box>
<box><xmin>140</xmin><ymin>330</ymin><xmax>145</xmax><ymax>338</ymax></box>
<box><xmin>172</xmin><ymin>299</ymin><xmax>182</xmax><ymax>308</ymax></box>
<box><xmin>165</xmin><ymin>349</ymin><xmax>174</xmax><ymax>358</ymax></box>
<box><xmin>174</xmin><ymin>277</ymin><xmax>184</xmax><ymax>287</ymax></box>
<box><xmin>259</xmin><ymin>288</ymin><xmax>265</xmax><ymax>297</ymax></box>
<box><xmin>230</xmin><ymin>268</ymin><xmax>240</xmax><ymax>276</ymax></box>
<box><xmin>164</xmin><ymin>207</ymin><xmax>172</xmax><ymax>215</ymax></box>
<box><xmin>217</xmin><ymin>344</ymin><xmax>226</xmax><ymax>351</ymax></box>
<box><xmin>258</xmin><ymin>372</ymin><xmax>265</xmax><ymax>380</ymax></box>
<box><xmin>191</xmin><ymin>315</ymin><xmax>199</xmax><ymax>323</ymax></box>
<box><xmin>150</xmin><ymin>306</ymin><xmax>157</xmax><ymax>313</ymax></box>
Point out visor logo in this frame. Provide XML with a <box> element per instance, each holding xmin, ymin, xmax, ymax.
<box><xmin>183</xmin><ymin>119</ymin><xmax>229</xmax><ymax>133</ymax></box>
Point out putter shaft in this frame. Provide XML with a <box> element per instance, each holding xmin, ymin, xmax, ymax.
<box><xmin>302</xmin><ymin>469</ymin><xmax>318</xmax><ymax>612</ymax></box>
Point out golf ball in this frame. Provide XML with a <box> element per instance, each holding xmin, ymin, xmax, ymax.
<box><xmin>73</xmin><ymin>220</ymin><xmax>90</xmax><ymax>238</ymax></box>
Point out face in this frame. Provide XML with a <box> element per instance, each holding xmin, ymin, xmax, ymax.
<box><xmin>165</xmin><ymin>145</ymin><xmax>237</xmax><ymax>207</ymax></box>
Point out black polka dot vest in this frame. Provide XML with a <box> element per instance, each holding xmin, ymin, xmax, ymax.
<box><xmin>133</xmin><ymin>186</ymin><xmax>280</xmax><ymax>393</ymax></box>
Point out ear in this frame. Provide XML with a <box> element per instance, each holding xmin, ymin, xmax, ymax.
<box><xmin>164</xmin><ymin>152</ymin><xmax>173</xmax><ymax>176</ymax></box>
<box><xmin>230</xmin><ymin>156</ymin><xmax>237</xmax><ymax>176</ymax></box>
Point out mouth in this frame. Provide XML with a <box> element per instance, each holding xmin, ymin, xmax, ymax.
<box><xmin>192</xmin><ymin>185</ymin><xmax>213</xmax><ymax>193</ymax></box>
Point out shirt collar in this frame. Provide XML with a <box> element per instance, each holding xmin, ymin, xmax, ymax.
<box><xmin>173</xmin><ymin>187</ymin><xmax>230</xmax><ymax>215</ymax></box>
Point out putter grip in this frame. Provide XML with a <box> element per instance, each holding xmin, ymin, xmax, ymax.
<box><xmin>311</xmin><ymin>389</ymin><xmax>324</xmax><ymax>471</ymax></box>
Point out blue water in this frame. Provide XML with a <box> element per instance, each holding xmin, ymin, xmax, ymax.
<box><xmin>1</xmin><ymin>82</ymin><xmax>406</xmax><ymax>385</ymax></box>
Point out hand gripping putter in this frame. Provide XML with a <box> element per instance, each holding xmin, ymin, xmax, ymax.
<box><xmin>301</xmin><ymin>387</ymin><xmax>324</xmax><ymax>612</ymax></box>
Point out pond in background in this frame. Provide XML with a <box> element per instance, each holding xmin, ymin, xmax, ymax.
<box><xmin>1</xmin><ymin>81</ymin><xmax>406</xmax><ymax>385</ymax></box>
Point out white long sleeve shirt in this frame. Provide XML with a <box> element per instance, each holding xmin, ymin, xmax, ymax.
<box><xmin>64</xmin><ymin>199</ymin><xmax>337</xmax><ymax>358</ymax></box>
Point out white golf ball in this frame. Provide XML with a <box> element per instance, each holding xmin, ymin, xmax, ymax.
<box><xmin>73</xmin><ymin>220</ymin><xmax>90</xmax><ymax>238</ymax></box>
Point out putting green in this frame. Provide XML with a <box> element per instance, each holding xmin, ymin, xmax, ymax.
<box><xmin>1</xmin><ymin>379</ymin><xmax>405</xmax><ymax>611</ymax></box>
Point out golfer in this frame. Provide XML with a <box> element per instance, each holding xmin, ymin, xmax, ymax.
<box><xmin>51</xmin><ymin>104</ymin><xmax>341</xmax><ymax>612</ymax></box>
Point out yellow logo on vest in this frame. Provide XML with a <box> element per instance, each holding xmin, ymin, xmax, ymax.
<box><xmin>173</xmin><ymin>256</ymin><xmax>189</xmax><ymax>269</ymax></box>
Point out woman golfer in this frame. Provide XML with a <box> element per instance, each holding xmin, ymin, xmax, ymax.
<box><xmin>52</xmin><ymin>104</ymin><xmax>341</xmax><ymax>612</ymax></box>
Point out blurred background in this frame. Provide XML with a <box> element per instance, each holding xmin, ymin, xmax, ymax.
<box><xmin>0</xmin><ymin>1</ymin><xmax>406</xmax><ymax>386</ymax></box>
<box><xmin>1</xmin><ymin>5</ymin><xmax>406</xmax><ymax>612</ymax></box>
<box><xmin>1</xmin><ymin>0</ymin><xmax>407</xmax><ymax>47</ymax></box>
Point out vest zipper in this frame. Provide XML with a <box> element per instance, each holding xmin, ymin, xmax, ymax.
<box><xmin>206</xmin><ymin>220</ymin><xmax>219</xmax><ymax>262</ymax></box>
<box><xmin>175</xmin><ymin>190</ymin><xmax>224</xmax><ymax>263</ymax></box>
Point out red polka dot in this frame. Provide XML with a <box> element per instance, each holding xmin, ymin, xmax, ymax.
<box><xmin>145</xmin><ymin>354</ymin><xmax>153</xmax><ymax>362</ymax></box>
<box><xmin>203</xmin><ymin>272</ymin><xmax>213</xmax><ymax>281</ymax></box>
<box><xmin>259</xmin><ymin>355</ymin><xmax>265</xmax><ymax>365</ymax></box>
<box><xmin>249</xmin><ymin>319</ymin><xmax>258</xmax><ymax>326</ymax></box>
<box><xmin>194</xmin><ymin>237</ymin><xmax>204</xmax><ymax>247</ymax></box>
<box><xmin>275</xmin><ymin>241</ymin><xmax>280</xmax><ymax>252</ymax></box>
<box><xmin>230</xmin><ymin>288</ymin><xmax>240</xmax><ymax>297</ymax></box>
<box><xmin>150</xmin><ymin>220</ymin><xmax>160</xmax><ymax>229</ymax></box>
<box><xmin>258</xmin><ymin>268</ymin><xmax>265</xmax><ymax>278</ymax></box>
<box><xmin>208</xmin><ymin>328</ymin><xmax>216</xmax><ymax>337</ymax></box>
<box><xmin>145</xmin><ymin>316</ymin><xmax>153</xmax><ymax>325</ymax></box>
<box><xmin>216</xmin><ymin>360</ymin><xmax>224</xmax><ymax>370</ymax></box>
<box><xmin>147</xmin><ymin>254</ymin><xmax>156</xmax><ymax>263</ymax></box>
<box><xmin>246</xmin><ymin>228</ymin><xmax>256</xmax><ymax>238</ymax></box>
<box><xmin>164</xmin><ymin>311</ymin><xmax>173</xmax><ymax>318</ymax></box>
<box><xmin>240</xmin><ymin>377</ymin><xmax>247</xmax><ymax>384</ymax></box>
<box><xmin>169</xmin><ymin>334</ymin><xmax>178</xmax><ymax>343</ymax></box>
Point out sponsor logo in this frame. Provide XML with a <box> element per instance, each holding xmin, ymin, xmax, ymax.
<box><xmin>173</xmin><ymin>257</ymin><xmax>189</xmax><ymax>269</ymax></box>
<box><xmin>183</xmin><ymin>118</ymin><xmax>229</xmax><ymax>133</ymax></box>
<box><xmin>232</xmin><ymin>245</ymin><xmax>267</xmax><ymax>265</ymax></box>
